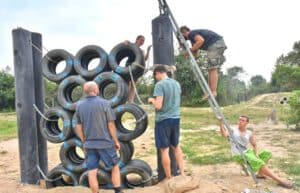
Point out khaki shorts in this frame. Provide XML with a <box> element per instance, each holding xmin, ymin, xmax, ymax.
<box><xmin>206</xmin><ymin>39</ymin><xmax>227</xmax><ymax>69</ymax></box>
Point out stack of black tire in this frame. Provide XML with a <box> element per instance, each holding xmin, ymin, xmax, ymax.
<box><xmin>40</xmin><ymin>43</ymin><xmax>154</xmax><ymax>189</ymax></box>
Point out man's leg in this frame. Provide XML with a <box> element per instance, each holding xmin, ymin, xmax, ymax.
<box><xmin>259</xmin><ymin>165</ymin><xmax>292</xmax><ymax>187</ymax></box>
<box><xmin>128</xmin><ymin>80</ymin><xmax>137</xmax><ymax>103</ymax></box>
<box><xmin>111</xmin><ymin>165</ymin><xmax>121</xmax><ymax>187</ymax></box>
<box><xmin>161</xmin><ymin>147</ymin><xmax>172</xmax><ymax>179</ymax></box>
<box><xmin>172</xmin><ymin>146</ymin><xmax>185</xmax><ymax>175</ymax></box>
<box><xmin>208</xmin><ymin>68</ymin><xmax>218</xmax><ymax>96</ymax></box>
<box><xmin>88</xmin><ymin>169</ymin><xmax>99</xmax><ymax>193</ymax></box>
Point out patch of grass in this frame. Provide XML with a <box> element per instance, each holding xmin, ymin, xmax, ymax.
<box><xmin>0</xmin><ymin>112</ymin><xmax>17</xmax><ymax>141</ymax></box>
<box><xmin>181</xmin><ymin>130</ymin><xmax>232</xmax><ymax>165</ymax></box>
<box><xmin>275</xmin><ymin>157</ymin><xmax>300</xmax><ymax>187</ymax></box>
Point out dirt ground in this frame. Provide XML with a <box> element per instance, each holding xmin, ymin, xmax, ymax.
<box><xmin>0</xmin><ymin>121</ymin><xmax>299</xmax><ymax>193</ymax></box>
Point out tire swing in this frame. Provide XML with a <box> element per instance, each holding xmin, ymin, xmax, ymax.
<box><xmin>79</xmin><ymin>169</ymin><xmax>111</xmax><ymax>188</ymax></box>
<box><xmin>74</xmin><ymin>45</ymin><xmax>110</xmax><ymax>80</ymax></box>
<box><xmin>108</xmin><ymin>42</ymin><xmax>145</xmax><ymax>81</ymax></box>
<box><xmin>120</xmin><ymin>159</ymin><xmax>153</xmax><ymax>188</ymax></box>
<box><xmin>57</xmin><ymin>75</ymin><xmax>86</xmax><ymax>111</ymax></box>
<box><xmin>93</xmin><ymin>72</ymin><xmax>128</xmax><ymax>108</ymax></box>
<box><xmin>40</xmin><ymin>107</ymin><xmax>73</xmax><ymax>143</ymax></box>
<box><xmin>114</xmin><ymin>103</ymin><xmax>148</xmax><ymax>141</ymax></box>
<box><xmin>46</xmin><ymin>164</ymin><xmax>79</xmax><ymax>188</ymax></box>
<box><xmin>59</xmin><ymin>138</ymin><xmax>87</xmax><ymax>173</ymax></box>
<box><xmin>42</xmin><ymin>49</ymin><xmax>75</xmax><ymax>83</ymax></box>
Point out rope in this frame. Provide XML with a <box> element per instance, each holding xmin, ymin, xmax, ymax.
<box><xmin>44</xmin><ymin>103</ymin><xmax>50</xmax><ymax>109</ymax></box>
<box><xmin>33</xmin><ymin>104</ymin><xmax>58</xmax><ymax>122</ymax></box>
<box><xmin>37</xmin><ymin>165</ymin><xmax>62</xmax><ymax>182</ymax></box>
<box><xmin>128</xmin><ymin>65</ymin><xmax>145</xmax><ymax>106</ymax></box>
<box><xmin>30</xmin><ymin>41</ymin><xmax>57</xmax><ymax>63</ymax></box>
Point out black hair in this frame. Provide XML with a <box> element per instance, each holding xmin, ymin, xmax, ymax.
<box><xmin>153</xmin><ymin>65</ymin><xmax>167</xmax><ymax>76</ymax></box>
<box><xmin>180</xmin><ymin>26</ymin><xmax>190</xmax><ymax>33</ymax></box>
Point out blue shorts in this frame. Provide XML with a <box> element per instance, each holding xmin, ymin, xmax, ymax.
<box><xmin>86</xmin><ymin>147</ymin><xmax>119</xmax><ymax>170</ymax></box>
<box><xmin>155</xmin><ymin>118</ymin><xmax>180</xmax><ymax>149</ymax></box>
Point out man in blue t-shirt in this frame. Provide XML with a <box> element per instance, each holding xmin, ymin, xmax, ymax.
<box><xmin>76</xmin><ymin>81</ymin><xmax>123</xmax><ymax>193</ymax></box>
<box><xmin>148</xmin><ymin>65</ymin><xmax>185</xmax><ymax>180</ymax></box>
<box><xmin>180</xmin><ymin>26</ymin><xmax>227</xmax><ymax>100</ymax></box>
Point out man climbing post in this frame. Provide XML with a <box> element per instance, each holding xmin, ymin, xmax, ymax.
<box><xmin>180</xmin><ymin>26</ymin><xmax>227</xmax><ymax>100</ymax></box>
<box><xmin>75</xmin><ymin>81</ymin><xmax>123</xmax><ymax>193</ymax></box>
<box><xmin>148</xmin><ymin>65</ymin><xmax>185</xmax><ymax>180</ymax></box>
<box><xmin>218</xmin><ymin>115</ymin><xmax>294</xmax><ymax>189</ymax></box>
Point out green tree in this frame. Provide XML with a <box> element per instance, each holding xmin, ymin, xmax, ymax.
<box><xmin>0</xmin><ymin>71</ymin><xmax>15</xmax><ymax>110</ymax></box>
<box><xmin>271</xmin><ymin>64</ymin><xmax>300</xmax><ymax>92</ymax></box>
<box><xmin>272</xmin><ymin>41</ymin><xmax>300</xmax><ymax>91</ymax></box>
<box><xmin>44</xmin><ymin>79</ymin><xmax>58</xmax><ymax>107</ymax></box>
<box><xmin>247</xmin><ymin>75</ymin><xmax>270</xmax><ymax>98</ymax></box>
<box><xmin>217</xmin><ymin>67</ymin><xmax>247</xmax><ymax>105</ymax></box>
<box><xmin>277</xmin><ymin>41</ymin><xmax>300</xmax><ymax>66</ymax></box>
<box><xmin>285</xmin><ymin>90</ymin><xmax>300</xmax><ymax>129</ymax></box>
<box><xmin>175</xmin><ymin>53</ymin><xmax>204</xmax><ymax>106</ymax></box>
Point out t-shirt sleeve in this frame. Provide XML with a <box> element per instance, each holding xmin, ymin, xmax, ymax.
<box><xmin>153</xmin><ymin>83</ymin><xmax>163</xmax><ymax>97</ymax></box>
<box><xmin>75</xmin><ymin>105</ymin><xmax>82</xmax><ymax>124</ymax></box>
<box><xmin>106</xmin><ymin>103</ymin><xmax>116</xmax><ymax>121</ymax></box>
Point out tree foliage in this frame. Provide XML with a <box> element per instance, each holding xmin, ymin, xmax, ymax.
<box><xmin>0</xmin><ymin>71</ymin><xmax>15</xmax><ymax>110</ymax></box>
<box><xmin>247</xmin><ymin>75</ymin><xmax>270</xmax><ymax>98</ymax></box>
<box><xmin>271</xmin><ymin>64</ymin><xmax>300</xmax><ymax>92</ymax></box>
<box><xmin>286</xmin><ymin>90</ymin><xmax>300</xmax><ymax>128</ymax></box>
<box><xmin>174</xmin><ymin>53</ymin><xmax>248</xmax><ymax>106</ymax></box>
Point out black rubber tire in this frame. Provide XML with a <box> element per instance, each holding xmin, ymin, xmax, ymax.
<box><xmin>40</xmin><ymin>107</ymin><xmax>73</xmax><ymax>143</ymax></box>
<box><xmin>74</xmin><ymin>45</ymin><xmax>110</xmax><ymax>80</ymax></box>
<box><xmin>46</xmin><ymin>164</ymin><xmax>79</xmax><ymax>188</ymax></box>
<box><xmin>79</xmin><ymin>169</ymin><xmax>111</xmax><ymax>187</ymax></box>
<box><xmin>93</xmin><ymin>72</ymin><xmax>128</xmax><ymax>108</ymax></box>
<box><xmin>42</xmin><ymin>49</ymin><xmax>75</xmax><ymax>83</ymax></box>
<box><xmin>114</xmin><ymin>103</ymin><xmax>148</xmax><ymax>141</ymax></box>
<box><xmin>99</xmin><ymin>141</ymin><xmax>134</xmax><ymax>172</ymax></box>
<box><xmin>59</xmin><ymin>138</ymin><xmax>87</xmax><ymax>173</ymax></box>
<box><xmin>126</xmin><ymin>159</ymin><xmax>153</xmax><ymax>176</ymax></box>
<box><xmin>120</xmin><ymin>160</ymin><xmax>153</xmax><ymax>187</ymax></box>
<box><xmin>57</xmin><ymin>75</ymin><xmax>86</xmax><ymax>111</ymax></box>
<box><xmin>108</xmin><ymin>42</ymin><xmax>145</xmax><ymax>81</ymax></box>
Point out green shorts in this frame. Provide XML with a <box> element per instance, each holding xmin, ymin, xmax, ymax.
<box><xmin>233</xmin><ymin>149</ymin><xmax>272</xmax><ymax>172</ymax></box>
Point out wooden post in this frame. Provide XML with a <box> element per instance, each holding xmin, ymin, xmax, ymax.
<box><xmin>152</xmin><ymin>15</ymin><xmax>178</xmax><ymax>181</ymax></box>
<box><xmin>31</xmin><ymin>32</ymin><xmax>48</xmax><ymax>176</ymax></box>
<box><xmin>12</xmin><ymin>28</ymin><xmax>42</xmax><ymax>184</ymax></box>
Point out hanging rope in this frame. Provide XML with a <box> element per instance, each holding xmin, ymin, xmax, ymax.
<box><xmin>33</xmin><ymin>104</ymin><xmax>58</xmax><ymax>122</ymax></box>
<box><xmin>30</xmin><ymin>41</ymin><xmax>57</xmax><ymax>63</ymax></box>
<box><xmin>37</xmin><ymin>165</ymin><xmax>62</xmax><ymax>182</ymax></box>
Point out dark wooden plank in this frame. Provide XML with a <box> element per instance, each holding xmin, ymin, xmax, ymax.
<box><xmin>12</xmin><ymin>28</ymin><xmax>40</xmax><ymax>184</ymax></box>
<box><xmin>31</xmin><ymin>32</ymin><xmax>48</xmax><ymax>177</ymax></box>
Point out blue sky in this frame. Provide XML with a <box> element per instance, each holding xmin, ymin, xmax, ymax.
<box><xmin>1</xmin><ymin>0</ymin><xmax>300</xmax><ymax>82</ymax></box>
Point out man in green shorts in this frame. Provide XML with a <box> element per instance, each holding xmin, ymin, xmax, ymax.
<box><xmin>218</xmin><ymin>115</ymin><xmax>293</xmax><ymax>188</ymax></box>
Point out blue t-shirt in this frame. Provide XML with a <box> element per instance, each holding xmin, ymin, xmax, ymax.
<box><xmin>76</xmin><ymin>96</ymin><xmax>116</xmax><ymax>149</ymax></box>
<box><xmin>153</xmin><ymin>78</ymin><xmax>181</xmax><ymax>122</ymax></box>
